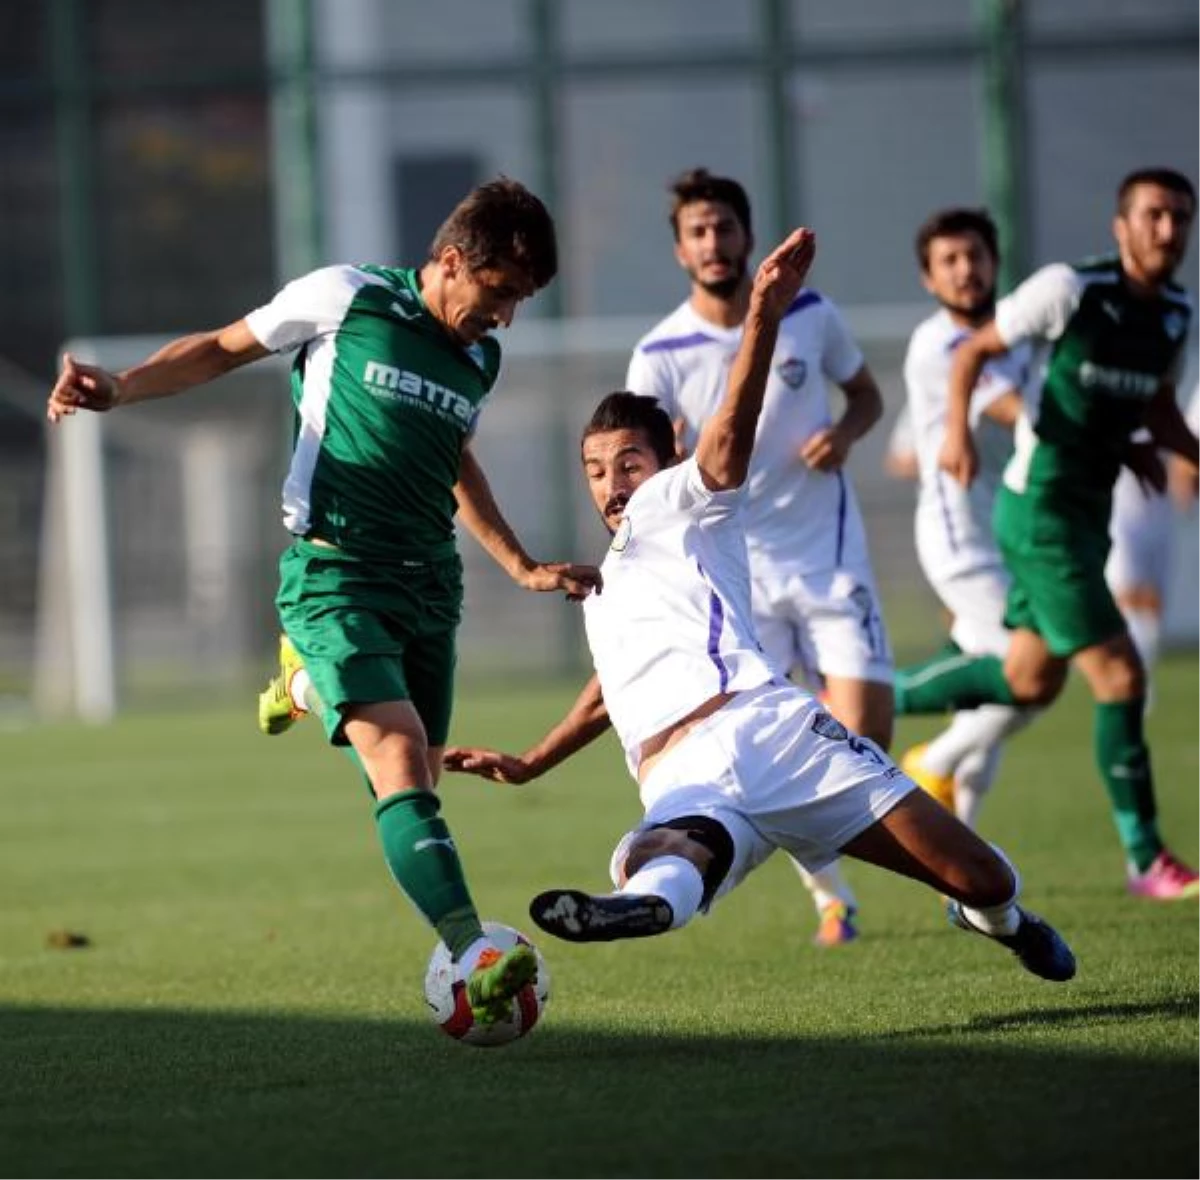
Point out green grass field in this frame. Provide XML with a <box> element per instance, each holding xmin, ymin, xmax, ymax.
<box><xmin>2</xmin><ymin>658</ymin><xmax>1197</xmax><ymax>1178</ymax></box>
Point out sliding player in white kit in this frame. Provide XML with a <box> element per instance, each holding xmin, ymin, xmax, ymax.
<box><xmin>893</xmin><ymin>208</ymin><xmax>1040</xmax><ymax>827</ymax></box>
<box><xmin>624</xmin><ymin>169</ymin><xmax>892</xmax><ymax>946</ymax></box>
<box><xmin>445</xmin><ymin>226</ymin><xmax>1076</xmax><ymax>984</ymax></box>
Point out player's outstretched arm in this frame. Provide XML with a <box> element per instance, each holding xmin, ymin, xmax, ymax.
<box><xmin>455</xmin><ymin>445</ymin><xmax>602</xmax><ymax>601</ymax></box>
<box><xmin>46</xmin><ymin>320</ymin><xmax>269</xmax><ymax>423</ymax></box>
<box><xmin>694</xmin><ymin>227</ymin><xmax>816</xmax><ymax>491</ymax></box>
<box><xmin>443</xmin><ymin>674</ymin><xmax>610</xmax><ymax>784</ymax></box>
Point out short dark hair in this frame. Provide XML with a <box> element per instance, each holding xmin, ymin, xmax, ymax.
<box><xmin>582</xmin><ymin>392</ymin><xmax>677</xmax><ymax>467</ymax></box>
<box><xmin>668</xmin><ymin>168</ymin><xmax>753</xmax><ymax>240</ymax></box>
<box><xmin>914</xmin><ymin>207</ymin><xmax>1000</xmax><ymax>271</ymax></box>
<box><xmin>1116</xmin><ymin>168</ymin><xmax>1197</xmax><ymax>216</ymax></box>
<box><xmin>429</xmin><ymin>176</ymin><xmax>558</xmax><ymax>289</ymax></box>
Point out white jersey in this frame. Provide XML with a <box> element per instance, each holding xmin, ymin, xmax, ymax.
<box><xmin>626</xmin><ymin>291</ymin><xmax>870</xmax><ymax>573</ymax></box>
<box><xmin>582</xmin><ymin>458</ymin><xmax>779</xmax><ymax>774</ymax></box>
<box><xmin>903</xmin><ymin>309</ymin><xmax>1031</xmax><ymax>578</ymax></box>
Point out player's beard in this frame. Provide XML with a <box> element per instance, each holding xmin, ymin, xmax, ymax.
<box><xmin>943</xmin><ymin>289</ymin><xmax>995</xmax><ymax>324</ymax></box>
<box><xmin>693</xmin><ymin>257</ymin><xmax>748</xmax><ymax>301</ymax></box>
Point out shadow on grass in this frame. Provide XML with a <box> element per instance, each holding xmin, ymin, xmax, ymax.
<box><xmin>2</xmin><ymin>1000</ymin><xmax>1196</xmax><ymax>1179</ymax></box>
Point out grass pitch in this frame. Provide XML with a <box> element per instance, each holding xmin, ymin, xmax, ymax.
<box><xmin>1</xmin><ymin>657</ymin><xmax>1196</xmax><ymax>1177</ymax></box>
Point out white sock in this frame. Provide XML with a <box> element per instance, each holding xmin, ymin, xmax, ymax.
<box><xmin>621</xmin><ymin>856</ymin><xmax>704</xmax><ymax>930</ymax></box>
<box><xmin>953</xmin><ymin>746</ymin><xmax>1002</xmax><ymax>828</ymax></box>
<box><xmin>791</xmin><ymin>857</ymin><xmax>856</xmax><ymax>914</ymax></box>
<box><xmin>960</xmin><ymin>844</ymin><xmax>1021</xmax><ymax>936</ymax></box>
<box><xmin>923</xmin><ymin>705</ymin><xmax>1033</xmax><ymax>778</ymax></box>
<box><xmin>290</xmin><ymin>668</ymin><xmax>313</xmax><ymax>714</ymax></box>
<box><xmin>1123</xmin><ymin>607</ymin><xmax>1161</xmax><ymax>673</ymax></box>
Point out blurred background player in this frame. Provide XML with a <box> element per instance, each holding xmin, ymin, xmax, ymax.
<box><xmin>624</xmin><ymin>168</ymin><xmax>892</xmax><ymax>947</ymax></box>
<box><xmin>46</xmin><ymin>178</ymin><xmax>601</xmax><ymax>1024</ymax></box>
<box><xmin>1105</xmin><ymin>378</ymin><xmax>1200</xmax><ymax>706</ymax></box>
<box><xmin>912</xmin><ymin>167</ymin><xmax>1200</xmax><ymax>901</ymax></box>
<box><xmin>446</xmin><ymin>226</ymin><xmax>1076</xmax><ymax>985</ymax></box>
<box><xmin>889</xmin><ymin>208</ymin><xmax>1040</xmax><ymax>830</ymax></box>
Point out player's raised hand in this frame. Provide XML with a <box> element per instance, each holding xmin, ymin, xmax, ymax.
<box><xmin>750</xmin><ymin>227</ymin><xmax>816</xmax><ymax>319</ymax></box>
<box><xmin>519</xmin><ymin>561</ymin><xmax>603</xmax><ymax>601</ymax></box>
<box><xmin>46</xmin><ymin>352</ymin><xmax>121</xmax><ymax>423</ymax></box>
<box><xmin>938</xmin><ymin>427</ymin><xmax>979</xmax><ymax>487</ymax></box>
<box><xmin>442</xmin><ymin>745</ymin><xmax>533</xmax><ymax>785</ymax></box>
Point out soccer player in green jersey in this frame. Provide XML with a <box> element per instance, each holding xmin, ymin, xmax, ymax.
<box><xmin>896</xmin><ymin>167</ymin><xmax>1199</xmax><ymax>901</ymax></box>
<box><xmin>46</xmin><ymin>177</ymin><xmax>602</xmax><ymax>1023</ymax></box>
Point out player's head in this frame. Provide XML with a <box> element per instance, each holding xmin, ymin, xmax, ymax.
<box><xmin>581</xmin><ymin>392</ymin><xmax>677</xmax><ymax>533</ymax></box>
<box><xmin>424</xmin><ymin>177</ymin><xmax>558</xmax><ymax>345</ymax></box>
<box><xmin>1114</xmin><ymin>168</ymin><xmax>1196</xmax><ymax>288</ymax></box>
<box><xmin>668</xmin><ymin>168</ymin><xmax>754</xmax><ymax>299</ymax></box>
<box><xmin>914</xmin><ymin>207</ymin><xmax>1000</xmax><ymax>320</ymax></box>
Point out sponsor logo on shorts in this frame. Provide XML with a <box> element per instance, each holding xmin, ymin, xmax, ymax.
<box><xmin>811</xmin><ymin>711</ymin><xmax>849</xmax><ymax>741</ymax></box>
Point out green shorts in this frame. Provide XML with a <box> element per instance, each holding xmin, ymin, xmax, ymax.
<box><xmin>994</xmin><ymin>486</ymin><xmax>1125</xmax><ymax>658</ymax></box>
<box><xmin>275</xmin><ymin>540</ymin><xmax>464</xmax><ymax>746</ymax></box>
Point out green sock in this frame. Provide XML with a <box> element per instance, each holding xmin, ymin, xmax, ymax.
<box><xmin>1094</xmin><ymin>699</ymin><xmax>1161</xmax><ymax>872</ymax></box>
<box><xmin>894</xmin><ymin>651</ymin><xmax>1017</xmax><ymax>714</ymax></box>
<box><xmin>374</xmin><ymin>791</ymin><xmax>484</xmax><ymax>960</ymax></box>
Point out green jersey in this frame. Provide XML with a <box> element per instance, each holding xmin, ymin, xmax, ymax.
<box><xmin>246</xmin><ymin>264</ymin><xmax>501</xmax><ymax>561</ymax></box>
<box><xmin>995</xmin><ymin>256</ymin><xmax>1192</xmax><ymax>520</ymax></box>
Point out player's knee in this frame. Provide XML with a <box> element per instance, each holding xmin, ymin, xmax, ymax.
<box><xmin>1008</xmin><ymin>661</ymin><xmax>1067</xmax><ymax>706</ymax></box>
<box><xmin>624</xmin><ymin>827</ymin><xmax>711</xmax><ymax>878</ymax></box>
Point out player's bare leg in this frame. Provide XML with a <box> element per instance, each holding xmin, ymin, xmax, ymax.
<box><xmin>841</xmin><ymin>791</ymin><xmax>1076</xmax><ymax>981</ymax></box>
<box><xmin>822</xmin><ymin>675</ymin><xmax>894</xmax><ymax>750</ymax></box>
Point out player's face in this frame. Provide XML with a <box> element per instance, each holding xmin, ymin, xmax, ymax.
<box><xmin>1115</xmin><ymin>183</ymin><xmax>1195</xmax><ymax>286</ymax></box>
<box><xmin>436</xmin><ymin>248</ymin><xmax>538</xmax><ymax>345</ymax></box>
<box><xmin>674</xmin><ymin>200</ymin><xmax>751</xmax><ymax>298</ymax></box>
<box><xmin>922</xmin><ymin>232</ymin><xmax>996</xmax><ymax>319</ymax></box>
<box><xmin>581</xmin><ymin>428</ymin><xmax>665</xmax><ymax>533</ymax></box>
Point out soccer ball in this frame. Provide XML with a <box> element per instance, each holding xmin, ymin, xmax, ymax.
<box><xmin>424</xmin><ymin>921</ymin><xmax>550</xmax><ymax>1048</ymax></box>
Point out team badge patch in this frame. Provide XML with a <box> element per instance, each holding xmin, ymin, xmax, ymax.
<box><xmin>1163</xmin><ymin>310</ymin><xmax>1187</xmax><ymax>341</ymax></box>
<box><xmin>776</xmin><ymin>357</ymin><xmax>807</xmax><ymax>389</ymax></box>
<box><xmin>610</xmin><ymin>517</ymin><xmax>632</xmax><ymax>553</ymax></box>
<box><xmin>811</xmin><ymin>711</ymin><xmax>849</xmax><ymax>741</ymax></box>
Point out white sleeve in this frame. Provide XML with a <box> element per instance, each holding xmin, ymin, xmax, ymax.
<box><xmin>819</xmin><ymin>299</ymin><xmax>866</xmax><ymax>385</ymax></box>
<box><xmin>244</xmin><ymin>265</ymin><xmax>378</xmax><ymax>353</ymax></box>
<box><xmin>656</xmin><ymin>457</ymin><xmax>742</xmax><ymax>519</ymax></box>
<box><xmin>993</xmin><ymin>263</ymin><xmax>1083</xmax><ymax>348</ymax></box>
<box><xmin>625</xmin><ymin>345</ymin><xmax>680</xmax><ymax>418</ymax></box>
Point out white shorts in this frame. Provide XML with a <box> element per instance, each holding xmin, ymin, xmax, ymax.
<box><xmin>1107</xmin><ymin>474</ymin><xmax>1173</xmax><ymax>598</ymax></box>
<box><xmin>923</xmin><ymin>559</ymin><xmax>1013</xmax><ymax>657</ymax></box>
<box><xmin>749</xmin><ymin>562</ymin><xmax>894</xmax><ymax>686</ymax></box>
<box><xmin>607</xmin><ymin>683</ymin><xmax>915</xmax><ymax>906</ymax></box>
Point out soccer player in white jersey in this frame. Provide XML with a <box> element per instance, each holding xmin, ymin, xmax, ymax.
<box><xmin>1105</xmin><ymin>379</ymin><xmax>1200</xmax><ymax>697</ymax></box>
<box><xmin>624</xmin><ymin>169</ymin><xmax>892</xmax><ymax>947</ymax></box>
<box><xmin>892</xmin><ymin>208</ymin><xmax>1040</xmax><ymax>828</ymax></box>
<box><xmin>444</xmin><ymin>226</ymin><xmax>1076</xmax><ymax>984</ymax></box>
